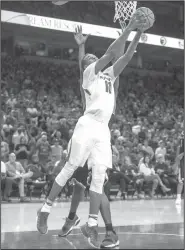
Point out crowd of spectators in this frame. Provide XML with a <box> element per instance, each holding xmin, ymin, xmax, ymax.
<box><xmin>1</xmin><ymin>52</ymin><xmax>184</xmax><ymax>202</ymax></box>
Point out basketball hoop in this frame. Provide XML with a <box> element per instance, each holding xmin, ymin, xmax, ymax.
<box><xmin>114</xmin><ymin>1</ymin><xmax>137</xmax><ymax>27</ymax></box>
<box><xmin>52</xmin><ymin>0</ymin><xmax>69</xmax><ymax>6</ymax></box>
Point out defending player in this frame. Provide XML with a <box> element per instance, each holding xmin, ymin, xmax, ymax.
<box><xmin>37</xmin><ymin>12</ymin><xmax>149</xmax><ymax>248</ymax></box>
<box><xmin>175</xmin><ymin>132</ymin><xmax>184</xmax><ymax>205</ymax></box>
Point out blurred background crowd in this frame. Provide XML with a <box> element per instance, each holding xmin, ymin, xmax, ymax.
<box><xmin>1</xmin><ymin>54</ymin><xmax>183</xmax><ymax>202</ymax></box>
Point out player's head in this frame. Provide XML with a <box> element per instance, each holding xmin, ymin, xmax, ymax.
<box><xmin>81</xmin><ymin>53</ymin><xmax>98</xmax><ymax>71</ymax></box>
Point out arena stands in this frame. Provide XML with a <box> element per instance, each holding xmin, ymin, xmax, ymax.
<box><xmin>1</xmin><ymin>50</ymin><xmax>183</xmax><ymax>201</ymax></box>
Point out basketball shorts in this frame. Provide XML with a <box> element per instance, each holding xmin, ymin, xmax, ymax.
<box><xmin>70</xmin><ymin>162</ymin><xmax>89</xmax><ymax>187</ymax></box>
<box><xmin>67</xmin><ymin>115</ymin><xmax>112</xmax><ymax>170</ymax></box>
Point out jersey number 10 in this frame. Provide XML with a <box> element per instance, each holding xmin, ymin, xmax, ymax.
<box><xmin>105</xmin><ymin>80</ymin><xmax>112</xmax><ymax>94</ymax></box>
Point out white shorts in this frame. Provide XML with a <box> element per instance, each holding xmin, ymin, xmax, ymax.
<box><xmin>67</xmin><ymin>115</ymin><xmax>112</xmax><ymax>169</ymax></box>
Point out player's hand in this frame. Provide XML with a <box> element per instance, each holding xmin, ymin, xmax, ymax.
<box><xmin>127</xmin><ymin>12</ymin><xmax>147</xmax><ymax>31</ymax></box>
<box><xmin>74</xmin><ymin>25</ymin><xmax>90</xmax><ymax>45</ymax></box>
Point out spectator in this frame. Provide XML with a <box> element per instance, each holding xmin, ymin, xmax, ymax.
<box><xmin>27</xmin><ymin>102</ymin><xmax>38</xmax><ymax>117</ymax></box>
<box><xmin>27</xmin><ymin>102</ymin><xmax>38</xmax><ymax>127</ymax></box>
<box><xmin>1</xmin><ymin>161</ymin><xmax>14</xmax><ymax>202</ymax></box>
<box><xmin>142</xmin><ymin>139</ymin><xmax>154</xmax><ymax>159</ymax></box>
<box><xmin>122</xmin><ymin>161</ymin><xmax>145</xmax><ymax>199</ymax></box>
<box><xmin>27</xmin><ymin>155</ymin><xmax>47</xmax><ymax>195</ymax></box>
<box><xmin>155</xmin><ymin>154</ymin><xmax>176</xmax><ymax>193</ymax></box>
<box><xmin>12</xmin><ymin>126</ymin><xmax>28</xmax><ymax>149</ymax></box>
<box><xmin>28</xmin><ymin>128</ymin><xmax>38</xmax><ymax>158</ymax></box>
<box><xmin>139</xmin><ymin>154</ymin><xmax>170</xmax><ymax>198</ymax></box>
<box><xmin>1</xmin><ymin>139</ymin><xmax>9</xmax><ymax>162</ymax></box>
<box><xmin>138</xmin><ymin>126</ymin><xmax>146</xmax><ymax>143</ymax></box>
<box><xmin>6</xmin><ymin>94</ymin><xmax>17</xmax><ymax>109</ymax></box>
<box><xmin>114</xmin><ymin>137</ymin><xmax>125</xmax><ymax>165</ymax></box>
<box><xmin>51</xmin><ymin>138</ymin><xmax>63</xmax><ymax>163</ymax></box>
<box><xmin>112</xmin><ymin>143</ymin><xmax>120</xmax><ymax>165</ymax></box>
<box><xmin>27</xmin><ymin>155</ymin><xmax>45</xmax><ymax>181</ymax></box>
<box><xmin>51</xmin><ymin>130</ymin><xmax>67</xmax><ymax>148</ymax></box>
<box><xmin>6</xmin><ymin>153</ymin><xmax>33</xmax><ymax>202</ymax></box>
<box><xmin>44</xmin><ymin>155</ymin><xmax>62</xmax><ymax>197</ymax></box>
<box><xmin>45</xmin><ymin>156</ymin><xmax>56</xmax><ymax>175</ymax></box>
<box><xmin>9</xmin><ymin>110</ymin><xmax>18</xmax><ymax>126</ymax></box>
<box><xmin>155</xmin><ymin>140</ymin><xmax>167</xmax><ymax>161</ymax></box>
<box><xmin>14</xmin><ymin>136</ymin><xmax>30</xmax><ymax>170</ymax></box>
<box><xmin>59</xmin><ymin>118</ymin><xmax>70</xmax><ymax>142</ymax></box>
<box><xmin>1</xmin><ymin>122</ymin><xmax>14</xmax><ymax>144</ymax></box>
<box><xmin>36</xmin><ymin>132</ymin><xmax>51</xmax><ymax>170</ymax></box>
<box><xmin>104</xmin><ymin>161</ymin><xmax>132</xmax><ymax>200</ymax></box>
<box><xmin>161</xmin><ymin>155</ymin><xmax>178</xmax><ymax>193</ymax></box>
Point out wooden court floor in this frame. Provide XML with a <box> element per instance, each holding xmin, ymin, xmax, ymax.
<box><xmin>1</xmin><ymin>199</ymin><xmax>184</xmax><ymax>249</ymax></box>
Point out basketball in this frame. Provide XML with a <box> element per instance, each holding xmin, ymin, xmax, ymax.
<box><xmin>135</xmin><ymin>7</ymin><xmax>155</xmax><ymax>30</ymax></box>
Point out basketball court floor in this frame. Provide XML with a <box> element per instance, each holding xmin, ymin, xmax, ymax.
<box><xmin>1</xmin><ymin>199</ymin><xmax>184</xmax><ymax>249</ymax></box>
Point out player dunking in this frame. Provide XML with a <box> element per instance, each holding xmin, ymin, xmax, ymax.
<box><xmin>56</xmin><ymin>24</ymin><xmax>128</xmax><ymax>249</ymax></box>
<box><xmin>37</xmin><ymin>12</ymin><xmax>150</xmax><ymax>248</ymax></box>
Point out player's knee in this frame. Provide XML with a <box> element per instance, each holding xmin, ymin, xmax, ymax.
<box><xmin>90</xmin><ymin>165</ymin><xmax>107</xmax><ymax>194</ymax></box>
<box><xmin>55</xmin><ymin>162</ymin><xmax>77</xmax><ymax>187</ymax></box>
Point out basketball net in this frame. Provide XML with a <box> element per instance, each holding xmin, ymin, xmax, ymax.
<box><xmin>114</xmin><ymin>1</ymin><xmax>137</xmax><ymax>28</ymax></box>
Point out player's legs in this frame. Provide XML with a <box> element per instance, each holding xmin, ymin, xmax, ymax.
<box><xmin>81</xmin><ymin>134</ymin><xmax>112</xmax><ymax>248</ymax></box>
<box><xmin>176</xmin><ymin>160</ymin><xmax>184</xmax><ymax>205</ymax></box>
<box><xmin>100</xmin><ymin>191</ymin><xmax>119</xmax><ymax>248</ymax></box>
<box><xmin>58</xmin><ymin>182</ymin><xmax>84</xmax><ymax>237</ymax></box>
<box><xmin>89</xmin><ymin>163</ymin><xmax>107</xmax><ymax>221</ymax></box>
<box><xmin>58</xmin><ymin>165</ymin><xmax>88</xmax><ymax>237</ymax></box>
<box><xmin>37</xmin><ymin>163</ymin><xmax>80</xmax><ymax>234</ymax></box>
<box><xmin>37</xmin><ymin>120</ymin><xmax>92</xmax><ymax>234</ymax></box>
<box><xmin>58</xmin><ymin>165</ymin><xmax>119</xmax><ymax>248</ymax></box>
<box><xmin>176</xmin><ymin>180</ymin><xmax>184</xmax><ymax>205</ymax></box>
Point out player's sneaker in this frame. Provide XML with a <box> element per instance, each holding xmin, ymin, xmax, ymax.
<box><xmin>58</xmin><ymin>215</ymin><xmax>80</xmax><ymax>237</ymax></box>
<box><xmin>175</xmin><ymin>198</ymin><xmax>182</xmax><ymax>205</ymax></box>
<box><xmin>80</xmin><ymin>223</ymin><xmax>100</xmax><ymax>249</ymax></box>
<box><xmin>36</xmin><ymin>207</ymin><xmax>49</xmax><ymax>234</ymax></box>
<box><xmin>100</xmin><ymin>230</ymin><xmax>119</xmax><ymax>248</ymax></box>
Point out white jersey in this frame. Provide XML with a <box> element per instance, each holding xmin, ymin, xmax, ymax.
<box><xmin>82</xmin><ymin>62</ymin><xmax>116</xmax><ymax>123</ymax></box>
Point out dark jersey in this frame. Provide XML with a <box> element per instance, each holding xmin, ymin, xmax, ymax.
<box><xmin>179</xmin><ymin>137</ymin><xmax>184</xmax><ymax>179</ymax></box>
<box><xmin>180</xmin><ymin>138</ymin><xmax>184</xmax><ymax>154</ymax></box>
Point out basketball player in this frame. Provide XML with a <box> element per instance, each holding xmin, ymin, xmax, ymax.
<box><xmin>57</xmin><ymin>25</ymin><xmax>127</xmax><ymax>249</ymax></box>
<box><xmin>37</xmin><ymin>12</ymin><xmax>149</xmax><ymax>248</ymax></box>
<box><xmin>175</xmin><ymin>132</ymin><xmax>184</xmax><ymax>205</ymax></box>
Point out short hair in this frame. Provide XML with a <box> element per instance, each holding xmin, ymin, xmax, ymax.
<box><xmin>9</xmin><ymin>152</ymin><xmax>16</xmax><ymax>157</ymax></box>
<box><xmin>81</xmin><ymin>53</ymin><xmax>97</xmax><ymax>70</ymax></box>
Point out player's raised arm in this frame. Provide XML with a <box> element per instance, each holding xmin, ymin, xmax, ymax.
<box><xmin>111</xmin><ymin>22</ymin><xmax>127</xmax><ymax>114</ymax></box>
<box><xmin>94</xmin><ymin>12</ymin><xmax>146</xmax><ymax>75</ymax></box>
<box><xmin>110</xmin><ymin>29</ymin><xmax>143</xmax><ymax>78</ymax></box>
<box><xmin>74</xmin><ymin>25</ymin><xmax>89</xmax><ymax>110</ymax></box>
<box><xmin>74</xmin><ymin>25</ymin><xmax>89</xmax><ymax>76</ymax></box>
